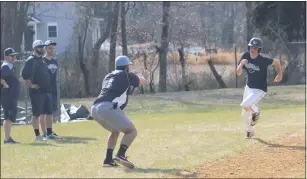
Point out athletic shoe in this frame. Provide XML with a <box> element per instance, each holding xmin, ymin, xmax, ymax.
<box><xmin>103</xmin><ymin>159</ymin><xmax>119</xmax><ymax>167</ymax></box>
<box><xmin>46</xmin><ymin>132</ymin><xmax>62</xmax><ymax>140</ymax></box>
<box><xmin>251</xmin><ymin>111</ymin><xmax>260</xmax><ymax>126</ymax></box>
<box><xmin>245</xmin><ymin>131</ymin><xmax>255</xmax><ymax>139</ymax></box>
<box><xmin>3</xmin><ymin>137</ymin><xmax>19</xmax><ymax>144</ymax></box>
<box><xmin>35</xmin><ymin>135</ymin><xmax>48</xmax><ymax>141</ymax></box>
<box><xmin>114</xmin><ymin>155</ymin><xmax>135</xmax><ymax>169</ymax></box>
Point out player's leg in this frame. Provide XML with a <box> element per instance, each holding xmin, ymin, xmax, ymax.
<box><xmin>39</xmin><ymin>114</ymin><xmax>47</xmax><ymax>135</ymax></box>
<box><xmin>91</xmin><ymin>102</ymin><xmax>120</xmax><ymax>167</ymax></box>
<box><xmin>241</xmin><ymin>86</ymin><xmax>254</xmax><ymax>138</ymax></box>
<box><xmin>2</xmin><ymin>99</ymin><xmax>19</xmax><ymax>143</ymax></box>
<box><xmin>30</xmin><ymin>93</ymin><xmax>46</xmax><ymax>141</ymax></box>
<box><xmin>44</xmin><ymin>93</ymin><xmax>61</xmax><ymax>139</ymax></box>
<box><xmin>110</xmin><ymin>109</ymin><xmax>137</xmax><ymax>169</ymax></box>
<box><xmin>241</xmin><ymin>88</ymin><xmax>266</xmax><ymax>126</ymax></box>
<box><xmin>48</xmin><ymin>94</ymin><xmax>61</xmax><ymax>137</ymax></box>
<box><xmin>240</xmin><ymin>87</ymin><xmax>266</xmax><ymax>138</ymax></box>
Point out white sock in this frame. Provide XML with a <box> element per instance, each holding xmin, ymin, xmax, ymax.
<box><xmin>242</xmin><ymin>108</ymin><xmax>254</xmax><ymax>132</ymax></box>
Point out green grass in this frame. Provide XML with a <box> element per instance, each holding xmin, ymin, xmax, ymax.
<box><xmin>1</xmin><ymin>85</ymin><xmax>305</xmax><ymax>178</ymax></box>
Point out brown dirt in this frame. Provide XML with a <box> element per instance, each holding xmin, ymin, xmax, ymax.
<box><xmin>177</xmin><ymin>130</ymin><xmax>306</xmax><ymax>178</ymax></box>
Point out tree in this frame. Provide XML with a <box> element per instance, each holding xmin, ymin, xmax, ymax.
<box><xmin>120</xmin><ymin>2</ymin><xmax>135</xmax><ymax>56</ymax></box>
<box><xmin>1</xmin><ymin>2</ymin><xmax>31</xmax><ymax>58</ymax></box>
<box><xmin>109</xmin><ymin>2</ymin><xmax>120</xmax><ymax>72</ymax></box>
<box><xmin>252</xmin><ymin>2</ymin><xmax>306</xmax><ymax>84</ymax></box>
<box><xmin>90</xmin><ymin>2</ymin><xmax>113</xmax><ymax>95</ymax></box>
<box><xmin>76</xmin><ymin>2</ymin><xmax>91</xmax><ymax>95</ymax></box>
<box><xmin>245</xmin><ymin>2</ymin><xmax>254</xmax><ymax>44</ymax></box>
<box><xmin>199</xmin><ymin>3</ymin><xmax>227</xmax><ymax>88</ymax></box>
<box><xmin>159</xmin><ymin>1</ymin><xmax>171</xmax><ymax>92</ymax></box>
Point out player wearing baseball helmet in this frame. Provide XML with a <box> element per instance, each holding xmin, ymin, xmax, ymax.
<box><xmin>248</xmin><ymin>37</ymin><xmax>263</xmax><ymax>53</ymax></box>
<box><xmin>91</xmin><ymin>56</ymin><xmax>149</xmax><ymax>168</ymax></box>
<box><xmin>236</xmin><ymin>37</ymin><xmax>283</xmax><ymax>139</ymax></box>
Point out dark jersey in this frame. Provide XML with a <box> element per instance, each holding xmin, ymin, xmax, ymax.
<box><xmin>93</xmin><ymin>70</ymin><xmax>140</xmax><ymax>110</ymax></box>
<box><xmin>240</xmin><ymin>52</ymin><xmax>274</xmax><ymax>92</ymax></box>
<box><xmin>1</xmin><ymin>61</ymin><xmax>20</xmax><ymax>98</ymax></box>
<box><xmin>44</xmin><ymin>57</ymin><xmax>58</xmax><ymax>96</ymax></box>
<box><xmin>21</xmin><ymin>55</ymin><xmax>51</xmax><ymax>94</ymax></box>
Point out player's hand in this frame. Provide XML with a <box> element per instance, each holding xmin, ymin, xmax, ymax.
<box><xmin>142</xmin><ymin>69</ymin><xmax>150</xmax><ymax>80</ymax></box>
<box><xmin>3</xmin><ymin>84</ymin><xmax>9</xmax><ymax>88</ymax></box>
<box><xmin>31</xmin><ymin>84</ymin><xmax>40</xmax><ymax>89</ymax></box>
<box><xmin>241</xmin><ymin>59</ymin><xmax>248</xmax><ymax>65</ymax></box>
<box><xmin>273</xmin><ymin>73</ymin><xmax>283</xmax><ymax>82</ymax></box>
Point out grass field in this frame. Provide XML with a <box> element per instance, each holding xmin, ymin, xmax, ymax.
<box><xmin>1</xmin><ymin>85</ymin><xmax>305</xmax><ymax>178</ymax></box>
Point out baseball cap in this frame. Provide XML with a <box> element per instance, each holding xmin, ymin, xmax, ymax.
<box><xmin>4</xmin><ymin>48</ymin><xmax>20</xmax><ymax>56</ymax></box>
<box><xmin>32</xmin><ymin>40</ymin><xmax>46</xmax><ymax>49</ymax></box>
<box><xmin>45</xmin><ymin>40</ymin><xmax>57</xmax><ymax>46</ymax></box>
<box><xmin>115</xmin><ymin>56</ymin><xmax>133</xmax><ymax>67</ymax></box>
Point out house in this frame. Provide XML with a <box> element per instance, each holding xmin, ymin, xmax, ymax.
<box><xmin>22</xmin><ymin>2</ymin><xmax>77</xmax><ymax>53</ymax></box>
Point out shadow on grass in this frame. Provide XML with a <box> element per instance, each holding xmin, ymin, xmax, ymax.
<box><xmin>254</xmin><ymin>138</ymin><xmax>305</xmax><ymax>151</ymax></box>
<box><xmin>54</xmin><ymin>136</ymin><xmax>97</xmax><ymax>144</ymax></box>
<box><xmin>26</xmin><ymin>142</ymin><xmax>57</xmax><ymax>147</ymax></box>
<box><xmin>123</xmin><ymin>167</ymin><xmax>198</xmax><ymax>177</ymax></box>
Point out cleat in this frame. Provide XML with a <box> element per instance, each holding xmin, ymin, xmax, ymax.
<box><xmin>114</xmin><ymin>155</ymin><xmax>135</xmax><ymax>169</ymax></box>
<box><xmin>46</xmin><ymin>132</ymin><xmax>62</xmax><ymax>140</ymax></box>
<box><xmin>251</xmin><ymin>111</ymin><xmax>260</xmax><ymax>126</ymax></box>
<box><xmin>35</xmin><ymin>135</ymin><xmax>48</xmax><ymax>141</ymax></box>
<box><xmin>245</xmin><ymin>131</ymin><xmax>255</xmax><ymax>139</ymax></box>
<box><xmin>3</xmin><ymin>137</ymin><xmax>19</xmax><ymax>144</ymax></box>
<box><xmin>103</xmin><ymin>159</ymin><xmax>119</xmax><ymax>167</ymax></box>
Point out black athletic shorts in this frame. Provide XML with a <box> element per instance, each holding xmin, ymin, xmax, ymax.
<box><xmin>1</xmin><ymin>97</ymin><xmax>17</xmax><ymax>122</ymax></box>
<box><xmin>30</xmin><ymin>93</ymin><xmax>53</xmax><ymax>117</ymax></box>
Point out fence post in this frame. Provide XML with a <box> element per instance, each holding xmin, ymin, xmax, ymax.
<box><xmin>234</xmin><ymin>44</ymin><xmax>238</xmax><ymax>88</ymax></box>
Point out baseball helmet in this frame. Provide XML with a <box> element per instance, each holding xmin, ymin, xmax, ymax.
<box><xmin>248</xmin><ymin>37</ymin><xmax>262</xmax><ymax>52</ymax></box>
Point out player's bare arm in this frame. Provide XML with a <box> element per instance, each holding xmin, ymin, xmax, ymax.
<box><xmin>272</xmin><ymin>59</ymin><xmax>283</xmax><ymax>82</ymax></box>
<box><xmin>1</xmin><ymin>79</ymin><xmax>9</xmax><ymax>88</ymax></box>
<box><xmin>236</xmin><ymin>59</ymin><xmax>248</xmax><ymax>76</ymax></box>
<box><xmin>136</xmin><ymin>70</ymin><xmax>150</xmax><ymax>85</ymax></box>
<box><xmin>24</xmin><ymin>80</ymin><xmax>39</xmax><ymax>89</ymax></box>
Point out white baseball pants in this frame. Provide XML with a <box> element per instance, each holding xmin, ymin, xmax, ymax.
<box><xmin>240</xmin><ymin>85</ymin><xmax>266</xmax><ymax>132</ymax></box>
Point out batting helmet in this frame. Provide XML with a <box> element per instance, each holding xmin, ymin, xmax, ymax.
<box><xmin>248</xmin><ymin>37</ymin><xmax>262</xmax><ymax>53</ymax></box>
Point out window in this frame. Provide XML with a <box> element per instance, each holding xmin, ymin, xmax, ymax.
<box><xmin>47</xmin><ymin>23</ymin><xmax>58</xmax><ymax>38</ymax></box>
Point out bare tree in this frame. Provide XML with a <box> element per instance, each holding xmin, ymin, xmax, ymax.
<box><xmin>1</xmin><ymin>2</ymin><xmax>31</xmax><ymax>58</ymax></box>
<box><xmin>109</xmin><ymin>2</ymin><xmax>120</xmax><ymax>72</ymax></box>
<box><xmin>89</xmin><ymin>2</ymin><xmax>113</xmax><ymax>95</ymax></box>
<box><xmin>77</xmin><ymin>2</ymin><xmax>91</xmax><ymax>95</ymax></box>
<box><xmin>246</xmin><ymin>1</ymin><xmax>254</xmax><ymax>43</ymax></box>
<box><xmin>159</xmin><ymin>1</ymin><xmax>171</xmax><ymax>92</ymax></box>
<box><xmin>120</xmin><ymin>2</ymin><xmax>135</xmax><ymax>56</ymax></box>
<box><xmin>177</xmin><ymin>43</ymin><xmax>189</xmax><ymax>91</ymax></box>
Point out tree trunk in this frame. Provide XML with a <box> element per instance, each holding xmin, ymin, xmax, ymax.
<box><xmin>1</xmin><ymin>2</ymin><xmax>29</xmax><ymax>58</ymax></box>
<box><xmin>78</xmin><ymin>29</ymin><xmax>90</xmax><ymax>95</ymax></box>
<box><xmin>139</xmin><ymin>53</ymin><xmax>147</xmax><ymax>94</ymax></box>
<box><xmin>178</xmin><ymin>46</ymin><xmax>189</xmax><ymax>91</ymax></box>
<box><xmin>159</xmin><ymin>1</ymin><xmax>171</xmax><ymax>92</ymax></box>
<box><xmin>121</xmin><ymin>2</ymin><xmax>128</xmax><ymax>56</ymax></box>
<box><xmin>109</xmin><ymin>2</ymin><xmax>120</xmax><ymax>73</ymax></box>
<box><xmin>246</xmin><ymin>2</ymin><xmax>254</xmax><ymax>44</ymax></box>
<box><xmin>208</xmin><ymin>57</ymin><xmax>227</xmax><ymax>88</ymax></box>
<box><xmin>90</xmin><ymin>2</ymin><xmax>113</xmax><ymax>95</ymax></box>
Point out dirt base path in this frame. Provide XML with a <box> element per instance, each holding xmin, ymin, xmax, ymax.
<box><xmin>178</xmin><ymin>130</ymin><xmax>306</xmax><ymax>178</ymax></box>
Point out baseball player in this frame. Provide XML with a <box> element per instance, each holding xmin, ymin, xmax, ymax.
<box><xmin>91</xmin><ymin>56</ymin><xmax>148</xmax><ymax>168</ymax></box>
<box><xmin>41</xmin><ymin>40</ymin><xmax>61</xmax><ymax>139</ymax></box>
<box><xmin>236</xmin><ymin>37</ymin><xmax>283</xmax><ymax>139</ymax></box>
<box><xmin>22</xmin><ymin>40</ymin><xmax>53</xmax><ymax>141</ymax></box>
<box><xmin>1</xmin><ymin>48</ymin><xmax>20</xmax><ymax>144</ymax></box>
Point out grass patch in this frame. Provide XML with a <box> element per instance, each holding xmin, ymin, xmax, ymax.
<box><xmin>1</xmin><ymin>85</ymin><xmax>305</xmax><ymax>178</ymax></box>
